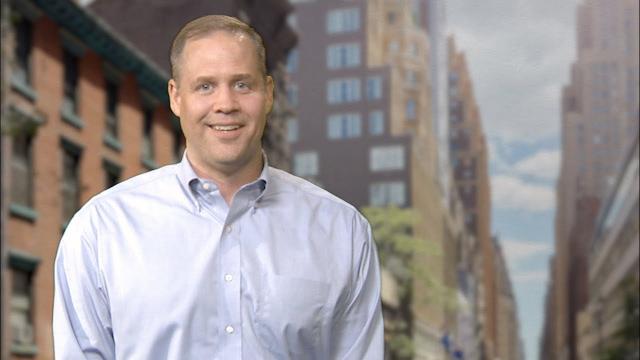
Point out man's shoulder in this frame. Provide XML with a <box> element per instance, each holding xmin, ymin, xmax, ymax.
<box><xmin>84</xmin><ymin>163</ymin><xmax>180</xmax><ymax>210</ymax></box>
<box><xmin>267</xmin><ymin>167</ymin><xmax>364</xmax><ymax>219</ymax></box>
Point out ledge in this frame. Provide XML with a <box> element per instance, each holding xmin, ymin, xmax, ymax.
<box><xmin>141</xmin><ymin>157</ymin><xmax>158</xmax><ymax>170</ymax></box>
<box><xmin>103</xmin><ymin>134</ymin><xmax>122</xmax><ymax>152</ymax></box>
<box><xmin>9</xmin><ymin>203</ymin><xmax>38</xmax><ymax>222</ymax></box>
<box><xmin>11</xmin><ymin>77</ymin><xmax>37</xmax><ymax>102</ymax></box>
<box><xmin>11</xmin><ymin>343</ymin><xmax>38</xmax><ymax>357</ymax></box>
<box><xmin>60</xmin><ymin>108</ymin><xmax>84</xmax><ymax>129</ymax></box>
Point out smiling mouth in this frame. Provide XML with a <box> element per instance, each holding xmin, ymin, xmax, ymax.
<box><xmin>208</xmin><ymin>124</ymin><xmax>242</xmax><ymax>131</ymax></box>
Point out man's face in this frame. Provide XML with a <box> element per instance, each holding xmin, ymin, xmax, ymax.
<box><xmin>168</xmin><ymin>31</ymin><xmax>273</xmax><ymax>176</ymax></box>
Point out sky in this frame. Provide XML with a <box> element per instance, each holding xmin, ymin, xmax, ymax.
<box><xmin>446</xmin><ymin>1</ymin><xmax>581</xmax><ymax>359</ymax></box>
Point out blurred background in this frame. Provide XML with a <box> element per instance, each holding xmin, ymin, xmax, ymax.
<box><xmin>0</xmin><ymin>0</ymin><xmax>637</xmax><ymax>359</ymax></box>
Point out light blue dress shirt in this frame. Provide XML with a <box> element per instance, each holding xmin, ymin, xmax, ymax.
<box><xmin>53</xmin><ymin>154</ymin><xmax>383</xmax><ymax>359</ymax></box>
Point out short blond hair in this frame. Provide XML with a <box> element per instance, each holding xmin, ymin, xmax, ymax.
<box><xmin>170</xmin><ymin>15</ymin><xmax>267</xmax><ymax>80</ymax></box>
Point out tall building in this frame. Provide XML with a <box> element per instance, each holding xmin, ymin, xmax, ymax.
<box><xmin>545</xmin><ymin>0</ymin><xmax>639</xmax><ymax>358</ymax></box>
<box><xmin>288</xmin><ymin>0</ymin><xmax>473</xmax><ymax>358</ymax></box>
<box><xmin>447</xmin><ymin>36</ymin><xmax>496</xmax><ymax>358</ymax></box>
<box><xmin>580</xmin><ymin>130</ymin><xmax>639</xmax><ymax>358</ymax></box>
<box><xmin>3</xmin><ymin>1</ymin><xmax>177</xmax><ymax>358</ymax></box>
<box><xmin>493</xmin><ymin>238</ymin><xmax>524</xmax><ymax>360</ymax></box>
<box><xmin>88</xmin><ymin>0</ymin><xmax>298</xmax><ymax>171</ymax></box>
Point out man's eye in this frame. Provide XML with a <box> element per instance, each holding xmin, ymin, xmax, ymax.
<box><xmin>197</xmin><ymin>83</ymin><xmax>212</xmax><ymax>91</ymax></box>
<box><xmin>235</xmin><ymin>82</ymin><xmax>250</xmax><ymax>90</ymax></box>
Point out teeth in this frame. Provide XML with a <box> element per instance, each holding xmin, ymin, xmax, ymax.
<box><xmin>213</xmin><ymin>125</ymin><xmax>240</xmax><ymax>131</ymax></box>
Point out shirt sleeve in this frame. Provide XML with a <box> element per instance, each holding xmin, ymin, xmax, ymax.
<box><xmin>331</xmin><ymin>216</ymin><xmax>384</xmax><ymax>360</ymax></box>
<box><xmin>53</xmin><ymin>205</ymin><xmax>115</xmax><ymax>359</ymax></box>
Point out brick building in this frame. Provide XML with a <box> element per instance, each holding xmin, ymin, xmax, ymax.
<box><xmin>2</xmin><ymin>0</ymin><xmax>180</xmax><ymax>357</ymax></box>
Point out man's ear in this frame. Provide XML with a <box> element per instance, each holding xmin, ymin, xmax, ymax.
<box><xmin>168</xmin><ymin>79</ymin><xmax>181</xmax><ymax>117</ymax></box>
<box><xmin>265</xmin><ymin>75</ymin><xmax>274</xmax><ymax>115</ymax></box>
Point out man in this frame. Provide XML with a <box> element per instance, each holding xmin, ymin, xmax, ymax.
<box><xmin>53</xmin><ymin>15</ymin><xmax>383</xmax><ymax>359</ymax></box>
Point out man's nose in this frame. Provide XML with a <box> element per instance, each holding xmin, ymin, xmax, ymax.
<box><xmin>213</xmin><ymin>86</ymin><xmax>239</xmax><ymax>114</ymax></box>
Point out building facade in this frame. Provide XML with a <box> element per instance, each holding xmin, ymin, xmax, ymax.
<box><xmin>3</xmin><ymin>0</ymin><xmax>183</xmax><ymax>358</ymax></box>
<box><xmin>447</xmin><ymin>36</ymin><xmax>497</xmax><ymax>359</ymax></box>
<box><xmin>544</xmin><ymin>0</ymin><xmax>639</xmax><ymax>358</ymax></box>
<box><xmin>580</xmin><ymin>130</ymin><xmax>639</xmax><ymax>359</ymax></box>
<box><xmin>88</xmin><ymin>0</ymin><xmax>298</xmax><ymax>171</ymax></box>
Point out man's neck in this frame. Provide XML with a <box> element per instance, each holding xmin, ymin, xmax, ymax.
<box><xmin>187</xmin><ymin>152</ymin><xmax>263</xmax><ymax>205</ymax></box>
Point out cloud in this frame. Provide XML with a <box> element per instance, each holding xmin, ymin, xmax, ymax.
<box><xmin>514</xmin><ymin>149</ymin><xmax>560</xmax><ymax>181</ymax></box>
<box><xmin>492</xmin><ymin>175</ymin><xmax>555</xmax><ymax>212</ymax></box>
<box><xmin>511</xmin><ymin>269</ymin><xmax>549</xmax><ymax>284</ymax></box>
<box><xmin>447</xmin><ymin>0</ymin><xmax>579</xmax><ymax>144</ymax></box>
<box><xmin>501</xmin><ymin>239</ymin><xmax>552</xmax><ymax>265</ymax></box>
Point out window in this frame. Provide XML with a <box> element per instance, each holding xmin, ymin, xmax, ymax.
<box><xmin>61</xmin><ymin>139</ymin><xmax>82</xmax><ymax>224</ymax></box>
<box><xmin>370</xmin><ymin>145</ymin><xmax>405</xmax><ymax>171</ymax></box>
<box><xmin>294</xmin><ymin>151</ymin><xmax>319</xmax><ymax>177</ymax></box>
<box><xmin>62</xmin><ymin>49</ymin><xmax>79</xmax><ymax>115</ymax></box>
<box><xmin>11</xmin><ymin>130</ymin><xmax>34</xmax><ymax>209</ymax></box>
<box><xmin>369</xmin><ymin>181</ymin><xmax>406</xmax><ymax>206</ymax></box>
<box><xmin>369</xmin><ymin>111</ymin><xmax>384</xmax><ymax>135</ymax></box>
<box><xmin>103</xmin><ymin>160</ymin><xmax>121</xmax><ymax>189</ymax></box>
<box><xmin>9</xmin><ymin>250</ymin><xmax>40</xmax><ymax>355</ymax></box>
<box><xmin>287</xmin><ymin>117</ymin><xmax>299</xmax><ymax>143</ymax></box>
<box><xmin>173</xmin><ymin>126</ymin><xmax>185</xmax><ymax>162</ymax></box>
<box><xmin>406</xmin><ymin>99</ymin><xmax>417</xmax><ymax>120</ymax></box>
<box><xmin>142</xmin><ymin>106</ymin><xmax>154</xmax><ymax>161</ymax></box>
<box><xmin>327</xmin><ymin>43</ymin><xmax>360</xmax><ymax>69</ymax></box>
<box><xmin>366</xmin><ymin>76</ymin><xmax>383</xmax><ymax>100</ymax></box>
<box><xmin>105</xmin><ymin>80</ymin><xmax>119</xmax><ymax>139</ymax></box>
<box><xmin>327</xmin><ymin>113</ymin><xmax>361</xmax><ymax>139</ymax></box>
<box><xmin>13</xmin><ymin>16</ymin><xmax>33</xmax><ymax>86</ymax></box>
<box><xmin>327</xmin><ymin>78</ymin><xmax>360</xmax><ymax>104</ymax></box>
<box><xmin>286</xmin><ymin>83</ymin><xmax>298</xmax><ymax>107</ymax></box>
<box><xmin>286</xmin><ymin>48</ymin><xmax>299</xmax><ymax>73</ymax></box>
<box><xmin>405</xmin><ymin>70</ymin><xmax>418</xmax><ymax>87</ymax></box>
<box><xmin>326</xmin><ymin>7</ymin><xmax>360</xmax><ymax>34</ymax></box>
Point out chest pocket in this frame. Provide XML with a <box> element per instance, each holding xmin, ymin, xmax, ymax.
<box><xmin>255</xmin><ymin>274</ymin><xmax>330</xmax><ymax>359</ymax></box>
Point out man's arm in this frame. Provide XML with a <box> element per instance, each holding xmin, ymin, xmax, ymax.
<box><xmin>331</xmin><ymin>217</ymin><xmax>384</xmax><ymax>360</ymax></box>
<box><xmin>53</xmin><ymin>207</ymin><xmax>115</xmax><ymax>359</ymax></box>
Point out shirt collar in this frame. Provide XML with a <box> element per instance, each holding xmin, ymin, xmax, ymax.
<box><xmin>176</xmin><ymin>151</ymin><xmax>270</xmax><ymax>208</ymax></box>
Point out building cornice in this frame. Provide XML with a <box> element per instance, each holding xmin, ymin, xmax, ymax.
<box><xmin>24</xmin><ymin>0</ymin><xmax>170</xmax><ymax>103</ymax></box>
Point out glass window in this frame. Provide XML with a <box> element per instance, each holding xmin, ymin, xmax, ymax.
<box><xmin>369</xmin><ymin>111</ymin><xmax>384</xmax><ymax>136</ymax></box>
<box><xmin>105</xmin><ymin>80</ymin><xmax>119</xmax><ymax>139</ymax></box>
<box><xmin>405</xmin><ymin>70</ymin><xmax>418</xmax><ymax>87</ymax></box>
<box><xmin>287</xmin><ymin>117</ymin><xmax>299</xmax><ymax>143</ymax></box>
<box><xmin>294</xmin><ymin>151</ymin><xmax>319</xmax><ymax>177</ymax></box>
<box><xmin>286</xmin><ymin>48</ymin><xmax>299</xmax><ymax>73</ymax></box>
<box><xmin>366</xmin><ymin>76</ymin><xmax>383</xmax><ymax>100</ymax></box>
<box><xmin>173</xmin><ymin>127</ymin><xmax>185</xmax><ymax>162</ymax></box>
<box><xmin>11</xmin><ymin>131</ymin><xmax>34</xmax><ymax>208</ymax></box>
<box><xmin>406</xmin><ymin>99</ymin><xmax>417</xmax><ymax>120</ymax></box>
<box><xmin>103</xmin><ymin>160</ymin><xmax>121</xmax><ymax>189</ymax></box>
<box><xmin>327</xmin><ymin>113</ymin><xmax>361</xmax><ymax>139</ymax></box>
<box><xmin>62</xmin><ymin>50</ymin><xmax>79</xmax><ymax>115</ymax></box>
<box><xmin>61</xmin><ymin>141</ymin><xmax>81</xmax><ymax>223</ymax></box>
<box><xmin>142</xmin><ymin>106</ymin><xmax>154</xmax><ymax>161</ymax></box>
<box><xmin>327</xmin><ymin>78</ymin><xmax>361</xmax><ymax>104</ymax></box>
<box><xmin>369</xmin><ymin>181</ymin><xmax>406</xmax><ymax>206</ymax></box>
<box><xmin>370</xmin><ymin>145</ymin><xmax>405</xmax><ymax>171</ymax></box>
<box><xmin>326</xmin><ymin>7</ymin><xmax>360</xmax><ymax>34</ymax></box>
<box><xmin>286</xmin><ymin>83</ymin><xmax>298</xmax><ymax>107</ymax></box>
<box><xmin>10</xmin><ymin>267</ymin><xmax>35</xmax><ymax>348</ymax></box>
<box><xmin>13</xmin><ymin>16</ymin><xmax>33</xmax><ymax>86</ymax></box>
<box><xmin>327</xmin><ymin>43</ymin><xmax>360</xmax><ymax>69</ymax></box>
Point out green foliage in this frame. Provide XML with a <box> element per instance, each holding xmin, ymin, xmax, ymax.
<box><xmin>362</xmin><ymin>205</ymin><xmax>459</xmax><ymax>359</ymax></box>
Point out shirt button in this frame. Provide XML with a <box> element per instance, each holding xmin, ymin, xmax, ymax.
<box><xmin>202</xmin><ymin>183</ymin><xmax>211</xmax><ymax>190</ymax></box>
<box><xmin>224</xmin><ymin>274</ymin><xmax>233</xmax><ymax>282</ymax></box>
<box><xmin>225</xmin><ymin>225</ymin><xmax>232</xmax><ymax>234</ymax></box>
<box><xmin>225</xmin><ymin>325</ymin><xmax>234</xmax><ymax>334</ymax></box>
